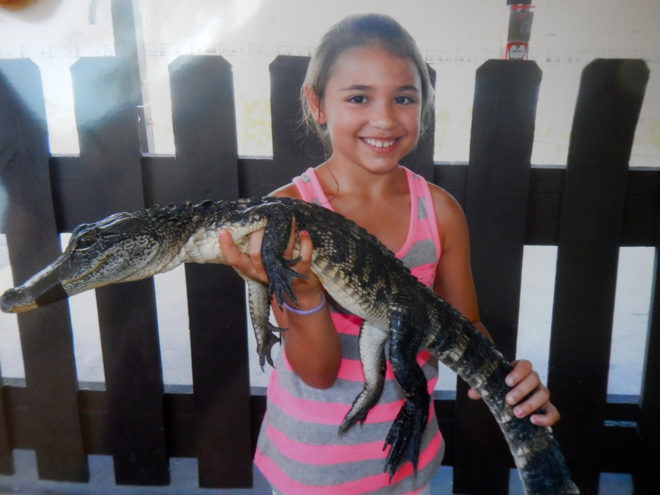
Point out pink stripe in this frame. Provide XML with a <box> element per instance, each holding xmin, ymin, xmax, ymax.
<box><xmin>335</xmin><ymin>352</ymin><xmax>433</xmax><ymax>382</ymax></box>
<box><xmin>418</xmin><ymin>171</ymin><xmax>442</xmax><ymax>261</ymax></box>
<box><xmin>266</xmin><ymin>423</ymin><xmax>385</xmax><ymax>464</ymax></box>
<box><xmin>409</xmin><ymin>262</ymin><xmax>439</xmax><ymax>289</ymax></box>
<box><xmin>255</xmin><ymin>430</ymin><xmax>443</xmax><ymax>495</ymax></box>
<box><xmin>269</xmin><ymin>373</ymin><xmax>401</xmax><ymax>424</ymax></box>
<box><xmin>331</xmin><ymin>312</ymin><xmax>363</xmax><ymax>336</ymax></box>
<box><xmin>269</xmin><ymin>369</ymin><xmax>438</xmax><ymax>425</ymax></box>
<box><xmin>265</xmin><ymin>421</ymin><xmax>442</xmax><ymax>466</ymax></box>
<box><xmin>394</xmin><ymin>167</ymin><xmax>420</xmax><ymax>260</ymax></box>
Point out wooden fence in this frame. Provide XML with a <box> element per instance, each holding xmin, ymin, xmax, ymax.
<box><xmin>0</xmin><ymin>39</ymin><xmax>657</xmax><ymax>495</ymax></box>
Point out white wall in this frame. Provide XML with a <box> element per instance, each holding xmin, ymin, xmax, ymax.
<box><xmin>0</xmin><ymin>0</ymin><xmax>657</xmax><ymax>393</ymax></box>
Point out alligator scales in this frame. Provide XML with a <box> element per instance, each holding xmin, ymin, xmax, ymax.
<box><xmin>1</xmin><ymin>197</ymin><xmax>578</xmax><ymax>494</ymax></box>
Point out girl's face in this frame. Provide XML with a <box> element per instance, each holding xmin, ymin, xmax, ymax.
<box><xmin>310</xmin><ymin>44</ymin><xmax>422</xmax><ymax>175</ymax></box>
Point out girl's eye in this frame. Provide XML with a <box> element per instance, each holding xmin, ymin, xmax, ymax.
<box><xmin>394</xmin><ymin>95</ymin><xmax>416</xmax><ymax>105</ymax></box>
<box><xmin>347</xmin><ymin>95</ymin><xmax>367</xmax><ymax>104</ymax></box>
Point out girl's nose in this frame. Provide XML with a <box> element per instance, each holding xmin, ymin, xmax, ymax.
<box><xmin>370</xmin><ymin>103</ymin><xmax>396</xmax><ymax>129</ymax></box>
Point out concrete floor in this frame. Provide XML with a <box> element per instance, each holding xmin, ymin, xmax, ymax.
<box><xmin>0</xmin><ymin>449</ymin><xmax>634</xmax><ymax>495</ymax></box>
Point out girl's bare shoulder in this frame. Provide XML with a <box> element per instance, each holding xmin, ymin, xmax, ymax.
<box><xmin>427</xmin><ymin>182</ymin><xmax>467</xmax><ymax>228</ymax></box>
<box><xmin>270</xmin><ymin>182</ymin><xmax>303</xmax><ymax>200</ymax></box>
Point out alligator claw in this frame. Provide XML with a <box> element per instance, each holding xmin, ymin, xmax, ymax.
<box><xmin>256</xmin><ymin>324</ymin><xmax>283</xmax><ymax>370</ymax></box>
<box><xmin>339</xmin><ymin>397</ymin><xmax>371</xmax><ymax>436</ymax></box>
<box><xmin>267</xmin><ymin>263</ymin><xmax>305</xmax><ymax>307</ymax></box>
<box><xmin>383</xmin><ymin>399</ymin><xmax>427</xmax><ymax>478</ymax></box>
<box><xmin>284</xmin><ymin>256</ymin><xmax>303</xmax><ymax>267</ymax></box>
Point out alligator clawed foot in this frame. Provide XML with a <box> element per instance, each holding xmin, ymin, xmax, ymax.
<box><xmin>339</xmin><ymin>385</ymin><xmax>383</xmax><ymax>436</ymax></box>
<box><xmin>338</xmin><ymin>405</ymin><xmax>368</xmax><ymax>437</ymax></box>
<box><xmin>267</xmin><ymin>263</ymin><xmax>307</xmax><ymax>307</ymax></box>
<box><xmin>383</xmin><ymin>399</ymin><xmax>427</xmax><ymax>479</ymax></box>
<box><xmin>257</xmin><ymin>329</ymin><xmax>282</xmax><ymax>371</ymax></box>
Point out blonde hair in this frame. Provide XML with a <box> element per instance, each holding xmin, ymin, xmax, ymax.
<box><xmin>301</xmin><ymin>14</ymin><xmax>434</xmax><ymax>150</ymax></box>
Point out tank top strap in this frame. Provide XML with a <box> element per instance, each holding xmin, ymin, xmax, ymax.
<box><xmin>400</xmin><ymin>167</ymin><xmax>442</xmax><ymax>262</ymax></box>
<box><xmin>292</xmin><ymin>167</ymin><xmax>333</xmax><ymax>209</ymax></box>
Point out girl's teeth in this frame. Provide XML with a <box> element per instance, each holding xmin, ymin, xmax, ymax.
<box><xmin>364</xmin><ymin>138</ymin><xmax>395</xmax><ymax>148</ymax></box>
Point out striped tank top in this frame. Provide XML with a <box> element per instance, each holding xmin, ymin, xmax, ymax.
<box><xmin>254</xmin><ymin>166</ymin><xmax>444</xmax><ymax>494</ymax></box>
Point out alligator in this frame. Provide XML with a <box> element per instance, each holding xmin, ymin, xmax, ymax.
<box><xmin>0</xmin><ymin>196</ymin><xmax>579</xmax><ymax>494</ymax></box>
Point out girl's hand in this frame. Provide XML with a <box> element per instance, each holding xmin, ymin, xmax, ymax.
<box><xmin>218</xmin><ymin>228</ymin><xmax>269</xmax><ymax>283</ymax></box>
<box><xmin>467</xmin><ymin>359</ymin><xmax>560</xmax><ymax>426</ymax></box>
<box><xmin>218</xmin><ymin>222</ymin><xmax>321</xmax><ymax>299</ymax></box>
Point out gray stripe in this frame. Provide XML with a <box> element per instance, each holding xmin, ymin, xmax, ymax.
<box><xmin>400</xmin><ymin>239</ymin><xmax>437</xmax><ymax>268</ymax></box>
<box><xmin>265</xmin><ymin>403</ymin><xmax>393</xmax><ymax>445</ymax></box>
<box><xmin>339</xmin><ymin>332</ymin><xmax>360</xmax><ymax>359</ymax></box>
<box><xmin>257</xmin><ymin>416</ymin><xmax>442</xmax><ymax>489</ymax></box>
<box><xmin>418</xmin><ymin>196</ymin><xmax>428</xmax><ymax>220</ymax></box>
<box><xmin>276</xmin><ymin>368</ymin><xmax>402</xmax><ymax>404</ymax></box>
<box><xmin>274</xmin><ymin>353</ymin><xmax>439</xmax><ymax>405</ymax></box>
<box><xmin>368</xmin><ymin>440</ymin><xmax>444</xmax><ymax>495</ymax></box>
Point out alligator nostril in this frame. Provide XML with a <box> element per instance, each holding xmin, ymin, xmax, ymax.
<box><xmin>1</xmin><ymin>288</ymin><xmax>22</xmax><ymax>313</ymax></box>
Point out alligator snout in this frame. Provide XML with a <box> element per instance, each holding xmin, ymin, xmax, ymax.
<box><xmin>1</xmin><ymin>287</ymin><xmax>37</xmax><ymax>313</ymax></box>
<box><xmin>1</xmin><ymin>280</ymin><xmax>69</xmax><ymax>313</ymax></box>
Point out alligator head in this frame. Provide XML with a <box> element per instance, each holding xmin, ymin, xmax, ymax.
<box><xmin>1</xmin><ymin>208</ymin><xmax>187</xmax><ymax>313</ymax></box>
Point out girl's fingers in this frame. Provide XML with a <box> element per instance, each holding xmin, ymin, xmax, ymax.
<box><xmin>296</xmin><ymin>230</ymin><xmax>314</xmax><ymax>270</ymax></box>
<box><xmin>506</xmin><ymin>369</ymin><xmax>542</xmax><ymax>406</ymax></box>
<box><xmin>505</xmin><ymin>359</ymin><xmax>533</xmax><ymax>388</ymax></box>
<box><xmin>218</xmin><ymin>230</ymin><xmax>242</xmax><ymax>264</ymax></box>
<box><xmin>529</xmin><ymin>402</ymin><xmax>561</xmax><ymax>426</ymax></box>
<box><xmin>467</xmin><ymin>387</ymin><xmax>481</xmax><ymax>400</ymax></box>
<box><xmin>219</xmin><ymin>229</ymin><xmax>269</xmax><ymax>283</ymax></box>
<box><xmin>247</xmin><ymin>229</ymin><xmax>266</xmax><ymax>277</ymax></box>
<box><xmin>284</xmin><ymin>218</ymin><xmax>297</xmax><ymax>258</ymax></box>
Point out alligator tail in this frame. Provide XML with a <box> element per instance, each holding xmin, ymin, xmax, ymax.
<box><xmin>426</xmin><ymin>299</ymin><xmax>579</xmax><ymax>495</ymax></box>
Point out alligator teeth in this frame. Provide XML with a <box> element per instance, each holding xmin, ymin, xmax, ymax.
<box><xmin>363</xmin><ymin>138</ymin><xmax>396</xmax><ymax>148</ymax></box>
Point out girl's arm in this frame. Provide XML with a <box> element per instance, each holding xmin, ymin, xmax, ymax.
<box><xmin>218</xmin><ymin>188</ymin><xmax>341</xmax><ymax>389</ymax></box>
<box><xmin>429</xmin><ymin>184</ymin><xmax>560</xmax><ymax>427</ymax></box>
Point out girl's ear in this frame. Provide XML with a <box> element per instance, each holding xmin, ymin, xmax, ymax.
<box><xmin>304</xmin><ymin>85</ymin><xmax>326</xmax><ymax>125</ymax></box>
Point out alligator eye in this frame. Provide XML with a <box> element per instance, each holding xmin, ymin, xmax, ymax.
<box><xmin>75</xmin><ymin>234</ymin><xmax>96</xmax><ymax>251</ymax></box>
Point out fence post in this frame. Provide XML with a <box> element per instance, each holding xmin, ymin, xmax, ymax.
<box><xmin>0</xmin><ymin>60</ymin><xmax>88</xmax><ymax>481</ymax></box>
<box><xmin>548</xmin><ymin>59</ymin><xmax>649</xmax><ymax>494</ymax></box>
<box><xmin>635</xmin><ymin>209</ymin><xmax>660</xmax><ymax>492</ymax></box>
<box><xmin>169</xmin><ymin>55</ymin><xmax>252</xmax><ymax>488</ymax></box>
<box><xmin>269</xmin><ymin>56</ymin><xmax>324</xmax><ymax>183</ymax></box>
<box><xmin>70</xmin><ymin>56</ymin><xmax>169</xmax><ymax>485</ymax></box>
<box><xmin>454</xmin><ymin>59</ymin><xmax>541</xmax><ymax>494</ymax></box>
<box><xmin>0</xmin><ymin>373</ymin><xmax>10</xmax><ymax>474</ymax></box>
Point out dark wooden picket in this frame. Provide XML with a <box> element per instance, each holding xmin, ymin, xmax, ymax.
<box><xmin>169</xmin><ymin>55</ymin><xmax>252</xmax><ymax>488</ymax></box>
<box><xmin>0</xmin><ymin>49</ymin><xmax>657</xmax><ymax>495</ymax></box>
<box><xmin>455</xmin><ymin>59</ymin><xmax>542</xmax><ymax>494</ymax></box>
<box><xmin>0</xmin><ymin>59</ymin><xmax>88</xmax><ymax>482</ymax></box>
<box><xmin>637</xmin><ymin>220</ymin><xmax>660</xmax><ymax>494</ymax></box>
<box><xmin>548</xmin><ymin>59</ymin><xmax>650</xmax><ymax>495</ymax></box>
<box><xmin>71</xmin><ymin>56</ymin><xmax>170</xmax><ymax>485</ymax></box>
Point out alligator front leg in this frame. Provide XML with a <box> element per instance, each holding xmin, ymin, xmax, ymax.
<box><xmin>384</xmin><ymin>301</ymin><xmax>429</xmax><ymax>478</ymax></box>
<box><xmin>242</xmin><ymin>276</ymin><xmax>284</xmax><ymax>369</ymax></box>
<box><xmin>339</xmin><ymin>321</ymin><xmax>387</xmax><ymax>435</ymax></box>
<box><xmin>255</xmin><ymin>202</ymin><xmax>306</xmax><ymax>307</ymax></box>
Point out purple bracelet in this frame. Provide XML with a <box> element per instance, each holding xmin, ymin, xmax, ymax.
<box><xmin>282</xmin><ymin>292</ymin><xmax>326</xmax><ymax>316</ymax></box>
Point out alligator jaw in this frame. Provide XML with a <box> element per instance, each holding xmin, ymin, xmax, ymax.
<box><xmin>1</xmin><ymin>260</ymin><xmax>71</xmax><ymax>313</ymax></box>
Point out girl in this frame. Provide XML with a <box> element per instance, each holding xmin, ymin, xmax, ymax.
<box><xmin>219</xmin><ymin>14</ymin><xmax>559</xmax><ymax>495</ymax></box>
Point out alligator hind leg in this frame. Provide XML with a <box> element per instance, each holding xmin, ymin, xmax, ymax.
<box><xmin>339</xmin><ymin>321</ymin><xmax>387</xmax><ymax>435</ymax></box>
<box><xmin>242</xmin><ymin>275</ymin><xmax>285</xmax><ymax>369</ymax></box>
<box><xmin>385</xmin><ymin>302</ymin><xmax>429</xmax><ymax>478</ymax></box>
